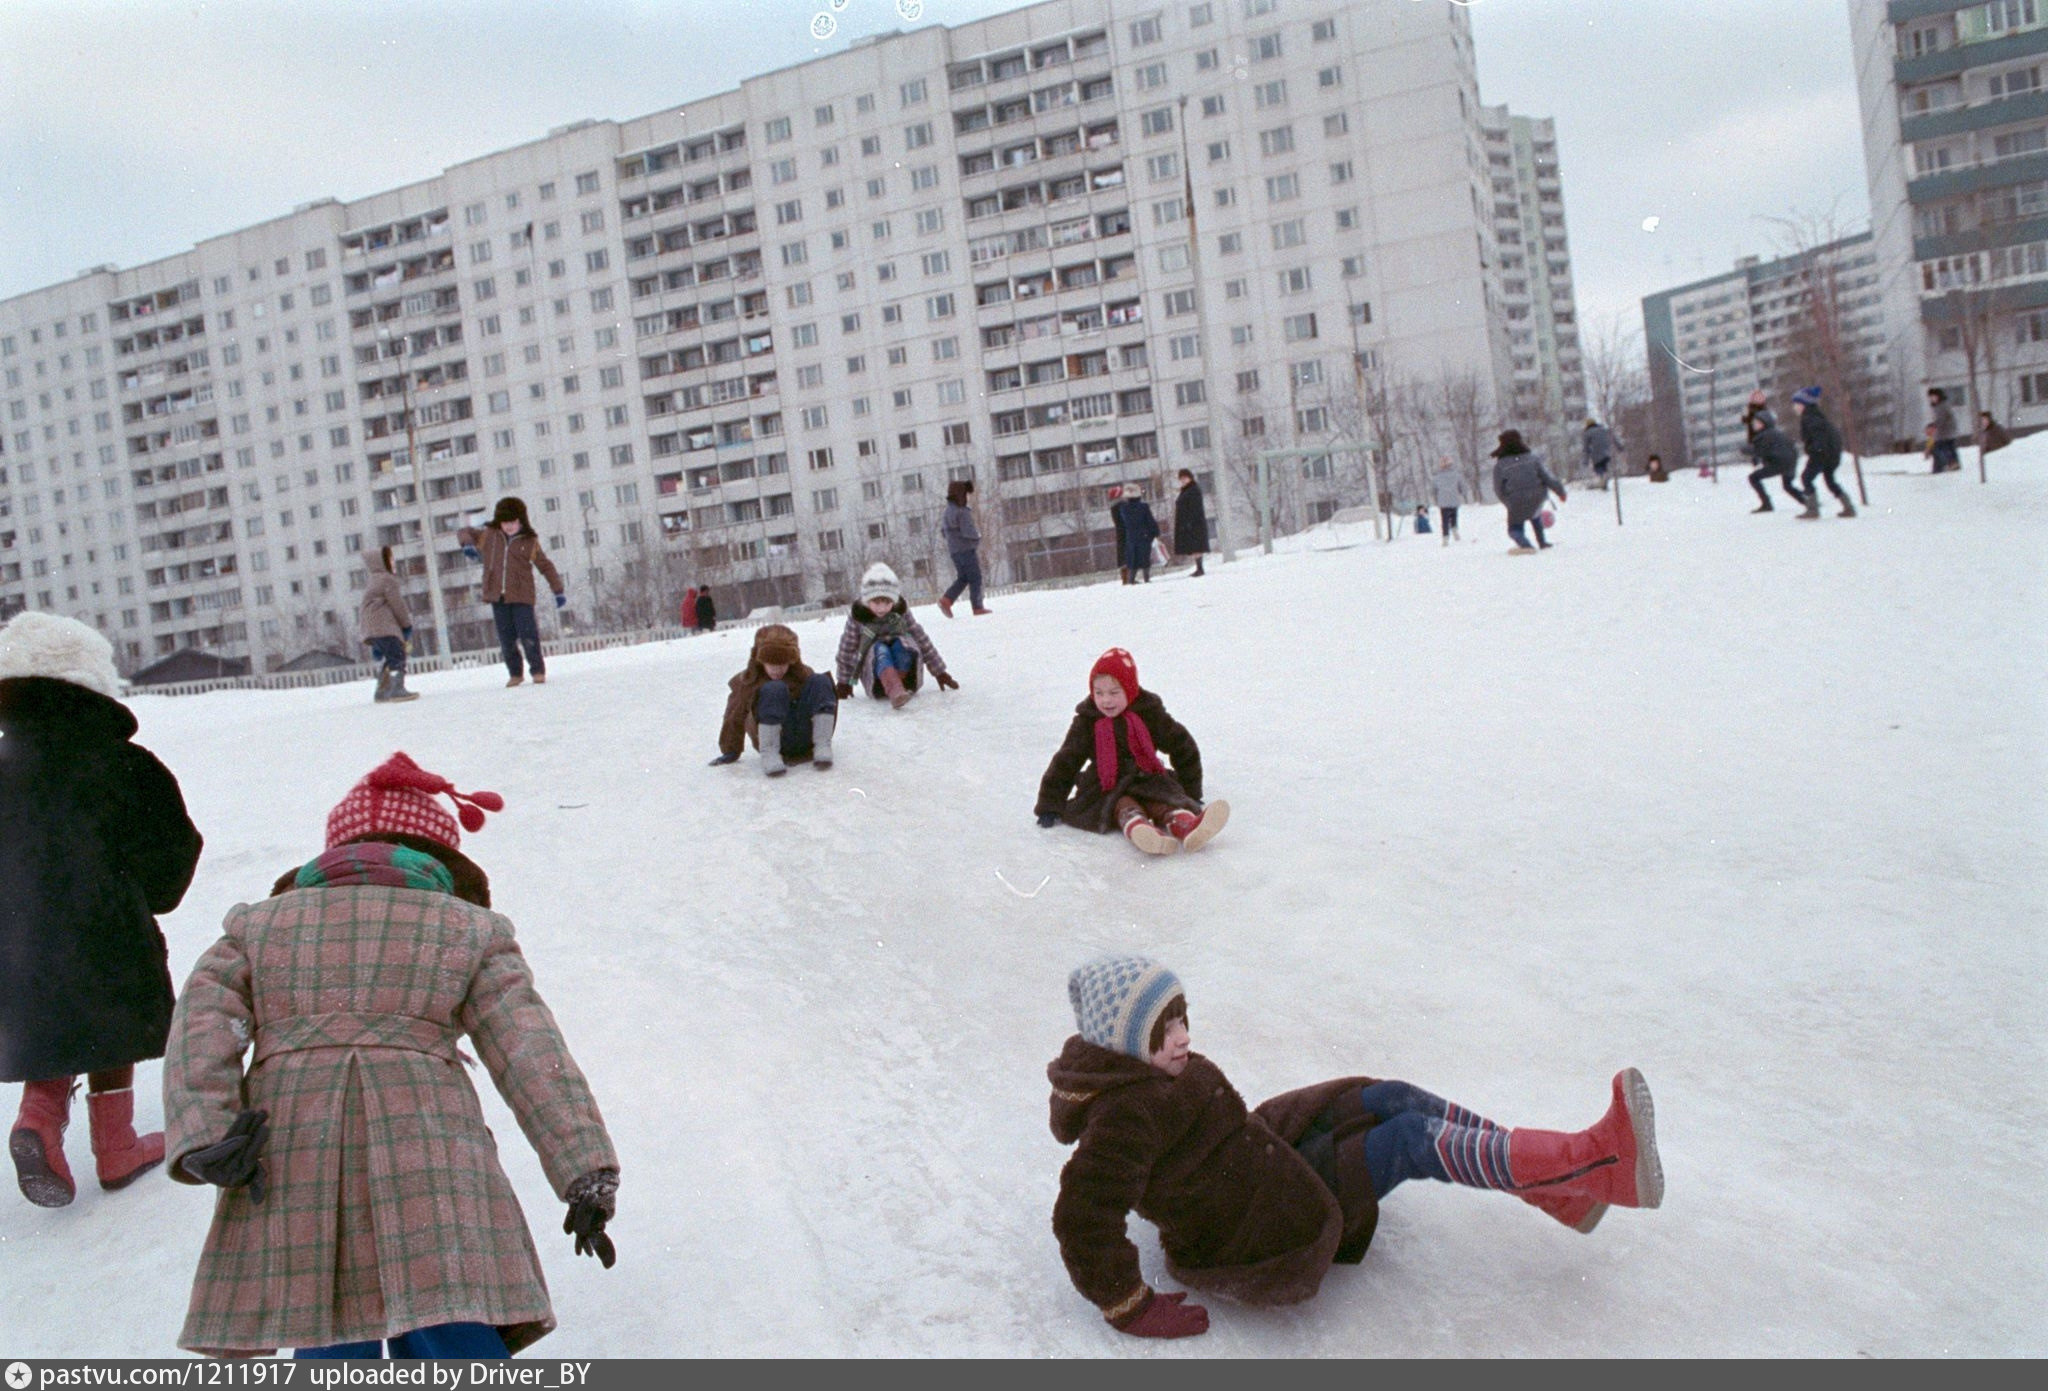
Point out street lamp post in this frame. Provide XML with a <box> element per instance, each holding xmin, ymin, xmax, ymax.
<box><xmin>381</xmin><ymin>330</ymin><xmax>452</xmax><ymax>662</ymax></box>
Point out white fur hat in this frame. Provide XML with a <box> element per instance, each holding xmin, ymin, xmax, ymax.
<box><xmin>859</xmin><ymin>562</ymin><xmax>901</xmax><ymax>604</ymax></box>
<box><xmin>0</xmin><ymin>612</ymin><xmax>123</xmax><ymax>699</ymax></box>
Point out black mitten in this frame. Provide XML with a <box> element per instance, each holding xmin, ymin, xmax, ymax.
<box><xmin>179</xmin><ymin>1108</ymin><xmax>271</xmax><ymax>1203</ymax></box>
<box><xmin>563</xmin><ymin>1167</ymin><xmax>619</xmax><ymax>1268</ymax></box>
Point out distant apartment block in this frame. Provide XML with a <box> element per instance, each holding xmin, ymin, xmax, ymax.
<box><xmin>0</xmin><ymin>0</ymin><xmax>1520</xmax><ymax>675</ymax></box>
<box><xmin>1478</xmin><ymin>104</ymin><xmax>1584</xmax><ymax>455</ymax></box>
<box><xmin>1854</xmin><ymin>0</ymin><xmax>2048</xmax><ymax>432</ymax></box>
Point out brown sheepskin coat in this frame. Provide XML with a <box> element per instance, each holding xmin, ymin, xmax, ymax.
<box><xmin>455</xmin><ymin>524</ymin><xmax>562</xmax><ymax>607</ymax></box>
<box><xmin>164</xmin><ymin>879</ymin><xmax>617</xmax><ymax>1356</ymax></box>
<box><xmin>1048</xmin><ymin>1038</ymin><xmax>1379</xmax><ymax>1316</ymax></box>
<box><xmin>717</xmin><ymin>623</ymin><xmax>818</xmax><ymax>761</ymax></box>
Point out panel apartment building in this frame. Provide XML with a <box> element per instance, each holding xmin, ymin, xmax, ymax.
<box><xmin>0</xmin><ymin>0</ymin><xmax>1513</xmax><ymax>675</ymax></box>
<box><xmin>1854</xmin><ymin>0</ymin><xmax>2048</xmax><ymax>434</ymax></box>
<box><xmin>1642</xmin><ymin>234</ymin><xmax>1896</xmax><ymax>470</ymax></box>
<box><xmin>1478</xmin><ymin>104</ymin><xmax>1585</xmax><ymax>462</ymax></box>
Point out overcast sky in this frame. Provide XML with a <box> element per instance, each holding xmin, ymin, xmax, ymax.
<box><xmin>0</xmin><ymin>0</ymin><xmax>1870</xmax><ymax>336</ymax></box>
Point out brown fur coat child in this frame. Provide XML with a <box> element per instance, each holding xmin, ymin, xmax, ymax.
<box><xmin>1048</xmin><ymin>1037</ymin><xmax>1381</xmax><ymax>1322</ymax></box>
<box><xmin>717</xmin><ymin>624</ymin><xmax>818</xmax><ymax>762</ymax></box>
<box><xmin>1034</xmin><ymin>690</ymin><xmax>1202</xmax><ymax>831</ymax></box>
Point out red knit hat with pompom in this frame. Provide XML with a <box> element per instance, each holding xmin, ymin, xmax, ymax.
<box><xmin>1088</xmin><ymin>647</ymin><xmax>1141</xmax><ymax>704</ymax></box>
<box><xmin>325</xmin><ymin>751</ymin><xmax>505</xmax><ymax>851</ymax></box>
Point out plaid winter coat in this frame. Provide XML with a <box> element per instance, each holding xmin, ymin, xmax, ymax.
<box><xmin>833</xmin><ymin>601</ymin><xmax>948</xmax><ymax>694</ymax></box>
<box><xmin>163</xmin><ymin>882</ymin><xmax>617</xmax><ymax>1356</ymax></box>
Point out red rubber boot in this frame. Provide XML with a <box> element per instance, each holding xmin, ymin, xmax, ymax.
<box><xmin>1507</xmin><ymin>1068</ymin><xmax>1663</xmax><ymax>1209</ymax></box>
<box><xmin>1521</xmin><ymin>1189</ymin><xmax>1608</xmax><ymax>1233</ymax></box>
<box><xmin>10</xmin><ymin>1078</ymin><xmax>77</xmax><ymax>1208</ymax></box>
<box><xmin>88</xmin><ymin>1088</ymin><xmax>165</xmax><ymax>1191</ymax></box>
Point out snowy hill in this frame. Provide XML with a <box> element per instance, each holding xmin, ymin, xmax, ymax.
<box><xmin>4</xmin><ymin>447</ymin><xmax>2043</xmax><ymax>1356</ymax></box>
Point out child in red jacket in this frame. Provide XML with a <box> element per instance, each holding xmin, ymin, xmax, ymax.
<box><xmin>1050</xmin><ymin>955</ymin><xmax>1664</xmax><ymax>1338</ymax></box>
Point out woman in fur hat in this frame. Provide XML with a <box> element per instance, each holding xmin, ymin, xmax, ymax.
<box><xmin>457</xmin><ymin>496</ymin><xmax>565</xmax><ymax>686</ymax></box>
<box><xmin>712</xmin><ymin>624</ymin><xmax>839</xmax><ymax>775</ymax></box>
<box><xmin>831</xmin><ymin>562</ymin><xmax>956</xmax><ymax>710</ymax></box>
<box><xmin>163</xmin><ymin>753</ymin><xmax>619</xmax><ymax>1358</ymax></box>
<box><xmin>1049</xmin><ymin>956</ymin><xmax>1664</xmax><ymax>1339</ymax></box>
<box><xmin>0</xmin><ymin>612</ymin><xmax>203</xmax><ymax>1208</ymax></box>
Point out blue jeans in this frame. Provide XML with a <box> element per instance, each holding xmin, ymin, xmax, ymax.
<box><xmin>1296</xmin><ymin>1081</ymin><xmax>1503</xmax><ymax>1198</ymax></box>
<box><xmin>944</xmin><ymin>549</ymin><xmax>984</xmax><ymax>607</ymax></box>
<box><xmin>295</xmin><ymin>1322</ymin><xmax>507</xmax><ymax>1359</ymax></box>
<box><xmin>491</xmin><ymin>601</ymin><xmax>544</xmax><ymax>679</ymax></box>
<box><xmin>868</xmin><ymin>638</ymin><xmax>917</xmax><ymax>693</ymax></box>
<box><xmin>755</xmin><ymin>672</ymin><xmax>838</xmax><ymax>756</ymax></box>
<box><xmin>366</xmin><ymin>635</ymin><xmax>406</xmax><ymax>675</ymax></box>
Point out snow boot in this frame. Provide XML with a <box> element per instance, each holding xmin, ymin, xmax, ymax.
<box><xmin>757</xmin><ymin>728</ymin><xmax>788</xmax><ymax>777</ymax></box>
<box><xmin>1838</xmin><ymin>498</ymin><xmax>1857</xmax><ymax>519</ymax></box>
<box><xmin>10</xmin><ymin>1078</ymin><xmax>76</xmax><ymax>1208</ymax></box>
<box><xmin>811</xmin><ymin>713</ymin><xmax>835</xmax><ymax>770</ymax></box>
<box><xmin>87</xmin><ymin>1088</ymin><xmax>164</xmax><ymax>1191</ymax></box>
<box><xmin>533</xmin><ymin>672</ymin><xmax>546</xmax><ymax>685</ymax></box>
<box><xmin>878</xmin><ymin>665</ymin><xmax>913</xmax><ymax>710</ymax></box>
<box><xmin>373</xmin><ymin>668</ymin><xmax>394</xmax><ymax>702</ymax></box>
<box><xmin>937</xmin><ymin>595</ymin><xmax>955</xmax><ymax>618</ymax></box>
<box><xmin>1166</xmin><ymin>801</ymin><xmax>1230</xmax><ymax>853</ymax></box>
<box><xmin>1120</xmin><ymin>808</ymin><xmax>1178</xmax><ymax>856</ymax></box>
<box><xmin>972</xmin><ymin>605</ymin><xmax>993</xmax><ymax>615</ymax></box>
<box><xmin>385</xmin><ymin>672</ymin><xmax>420</xmax><ymax>703</ymax></box>
<box><xmin>506</xmin><ymin>675</ymin><xmax>524</xmax><ymax>687</ymax></box>
<box><xmin>1797</xmin><ymin>492</ymin><xmax>1822</xmax><ymax>519</ymax></box>
<box><xmin>1750</xmin><ymin>502</ymin><xmax>1773</xmax><ymax>514</ymax></box>
<box><xmin>1520</xmin><ymin>1188</ymin><xmax>1608</xmax><ymax>1234</ymax></box>
<box><xmin>1507</xmin><ymin>1068</ymin><xmax>1663</xmax><ymax>1210</ymax></box>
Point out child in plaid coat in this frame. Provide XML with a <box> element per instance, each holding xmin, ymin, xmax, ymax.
<box><xmin>833</xmin><ymin>562</ymin><xmax>957</xmax><ymax>709</ymax></box>
<box><xmin>163</xmin><ymin>753</ymin><xmax>619</xmax><ymax>1359</ymax></box>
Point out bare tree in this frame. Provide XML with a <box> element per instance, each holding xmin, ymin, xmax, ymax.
<box><xmin>1581</xmin><ymin>312</ymin><xmax>1651</xmax><ymax>475</ymax></box>
<box><xmin>1432</xmin><ymin>367</ymin><xmax>1495</xmax><ymax>501</ymax></box>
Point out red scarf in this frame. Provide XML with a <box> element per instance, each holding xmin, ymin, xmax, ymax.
<box><xmin>1094</xmin><ymin>710</ymin><xmax>1164</xmax><ymax>792</ymax></box>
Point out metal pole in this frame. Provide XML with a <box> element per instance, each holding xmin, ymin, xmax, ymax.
<box><xmin>1258</xmin><ymin>452</ymin><xmax>1273</xmax><ymax>554</ymax></box>
<box><xmin>1178</xmin><ymin>95</ymin><xmax>1234</xmax><ymax>563</ymax></box>
<box><xmin>393</xmin><ymin>338</ymin><xmax>452</xmax><ymax>664</ymax></box>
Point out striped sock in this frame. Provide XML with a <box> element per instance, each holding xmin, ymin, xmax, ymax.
<box><xmin>1444</xmin><ymin>1101</ymin><xmax>1501</xmax><ymax>1132</ymax></box>
<box><xmin>1431</xmin><ymin>1120</ymin><xmax>1517</xmax><ymax>1191</ymax></box>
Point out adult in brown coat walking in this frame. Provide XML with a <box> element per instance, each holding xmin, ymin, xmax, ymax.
<box><xmin>457</xmin><ymin>497</ymin><xmax>565</xmax><ymax>686</ymax></box>
<box><xmin>357</xmin><ymin>546</ymin><xmax>418</xmax><ymax>703</ymax></box>
<box><xmin>1050</xmin><ymin>957</ymin><xmax>1665</xmax><ymax>1338</ymax></box>
<box><xmin>163</xmin><ymin>753</ymin><xmax>618</xmax><ymax>1358</ymax></box>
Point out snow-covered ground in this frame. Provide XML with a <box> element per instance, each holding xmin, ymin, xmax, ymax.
<box><xmin>3</xmin><ymin>447</ymin><xmax>2043</xmax><ymax>1357</ymax></box>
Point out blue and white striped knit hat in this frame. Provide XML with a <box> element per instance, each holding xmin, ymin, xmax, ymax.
<box><xmin>1068</xmin><ymin>955</ymin><xmax>1185</xmax><ymax>1060</ymax></box>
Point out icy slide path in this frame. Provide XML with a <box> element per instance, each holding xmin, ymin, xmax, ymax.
<box><xmin>1</xmin><ymin>450</ymin><xmax>2041</xmax><ymax>1356</ymax></box>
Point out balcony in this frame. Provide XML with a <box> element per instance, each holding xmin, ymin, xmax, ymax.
<box><xmin>1896</xmin><ymin>27</ymin><xmax>2048</xmax><ymax>84</ymax></box>
<box><xmin>1902</xmin><ymin>86</ymin><xmax>2048</xmax><ymax>142</ymax></box>
<box><xmin>1907</xmin><ymin>147</ymin><xmax>2048</xmax><ymax>202</ymax></box>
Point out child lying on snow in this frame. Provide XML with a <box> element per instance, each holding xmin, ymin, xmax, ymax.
<box><xmin>1049</xmin><ymin>956</ymin><xmax>1664</xmax><ymax>1338</ymax></box>
<box><xmin>1033</xmin><ymin>647</ymin><xmax>1226</xmax><ymax>855</ymax></box>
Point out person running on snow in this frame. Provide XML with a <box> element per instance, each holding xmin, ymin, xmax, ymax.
<box><xmin>833</xmin><ymin>562</ymin><xmax>956</xmax><ymax>710</ymax></box>
<box><xmin>1</xmin><ymin>612</ymin><xmax>204</xmax><ymax>1208</ymax></box>
<box><xmin>937</xmin><ymin>480</ymin><xmax>991</xmax><ymax>617</ymax></box>
<box><xmin>1490</xmin><ymin>430</ymin><xmax>1568</xmax><ymax>551</ymax></box>
<box><xmin>1790</xmin><ymin>387</ymin><xmax>1856</xmax><ymax>519</ymax></box>
<box><xmin>457</xmin><ymin>497</ymin><xmax>566</xmax><ymax>686</ymax></box>
<box><xmin>1034</xmin><ymin>648</ymin><xmax>1226</xmax><ymax>855</ymax></box>
<box><xmin>1429</xmin><ymin>457</ymin><xmax>1465</xmax><ymax>544</ymax></box>
<box><xmin>713</xmin><ymin>624</ymin><xmax>840</xmax><ymax>776</ymax></box>
<box><xmin>1048</xmin><ymin>956</ymin><xmax>1664</xmax><ymax>1339</ymax></box>
<box><xmin>1582</xmin><ymin>418</ymin><xmax>1615</xmax><ymax>490</ymax></box>
<box><xmin>1741</xmin><ymin>393</ymin><xmax>1809</xmax><ymax>514</ymax></box>
<box><xmin>162</xmin><ymin>753</ymin><xmax>618</xmax><ymax>1359</ymax></box>
<box><xmin>359</xmin><ymin>545</ymin><xmax>419</xmax><ymax>703</ymax></box>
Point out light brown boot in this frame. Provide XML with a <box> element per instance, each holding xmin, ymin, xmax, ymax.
<box><xmin>878</xmin><ymin>665</ymin><xmax>913</xmax><ymax>709</ymax></box>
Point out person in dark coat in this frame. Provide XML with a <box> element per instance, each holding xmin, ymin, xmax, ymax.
<box><xmin>1978</xmin><ymin>410</ymin><xmax>2012</xmax><ymax>454</ymax></box>
<box><xmin>1489</xmin><ymin>429</ymin><xmax>1568</xmax><ymax>550</ymax></box>
<box><xmin>1582</xmin><ymin>419</ymin><xmax>1615</xmax><ymax>490</ymax></box>
<box><xmin>694</xmin><ymin>588</ymin><xmax>717</xmax><ymax>633</ymax></box>
<box><xmin>1926</xmin><ymin>388</ymin><xmax>1961</xmax><ymax>473</ymax></box>
<box><xmin>1791</xmin><ymin>386</ymin><xmax>1856</xmax><ymax>519</ymax></box>
<box><xmin>1108</xmin><ymin>487</ymin><xmax>1131</xmax><ymax>584</ymax></box>
<box><xmin>1034</xmin><ymin>648</ymin><xmax>1226</xmax><ymax>854</ymax></box>
<box><xmin>456</xmin><ymin>497</ymin><xmax>565</xmax><ymax>687</ymax></box>
<box><xmin>1113</xmin><ymin>490</ymin><xmax>1162</xmax><ymax>583</ymax></box>
<box><xmin>1049</xmin><ymin>956</ymin><xmax>1666</xmax><ymax>1339</ymax></box>
<box><xmin>0</xmin><ymin>612</ymin><xmax>203</xmax><ymax>1207</ymax></box>
<box><xmin>711</xmin><ymin>624</ymin><xmax>837</xmax><ymax>776</ymax></box>
<box><xmin>1741</xmin><ymin>393</ymin><xmax>1809</xmax><ymax>513</ymax></box>
<box><xmin>1172</xmin><ymin>470</ymin><xmax>1210</xmax><ymax>577</ymax></box>
<box><xmin>937</xmin><ymin>480</ymin><xmax>990</xmax><ymax>617</ymax></box>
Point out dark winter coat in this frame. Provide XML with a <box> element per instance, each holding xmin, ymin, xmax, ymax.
<box><xmin>1582</xmin><ymin>422</ymin><xmax>1614</xmax><ymax>467</ymax></box>
<box><xmin>1114</xmin><ymin>497</ymin><xmax>1161</xmax><ymax>569</ymax></box>
<box><xmin>358</xmin><ymin>554</ymin><xmax>411</xmax><ymax>642</ymax></box>
<box><xmin>455</xmin><ymin>523</ymin><xmax>563</xmax><ymax>607</ymax></box>
<box><xmin>695</xmin><ymin>592</ymin><xmax>717</xmax><ymax>631</ymax></box>
<box><xmin>1492</xmin><ymin>450</ymin><xmax>1566</xmax><ymax>525</ymax></box>
<box><xmin>1799</xmin><ymin>405</ymin><xmax>1843</xmax><ymax>470</ymax></box>
<box><xmin>718</xmin><ymin>624</ymin><xmax>817</xmax><ymax>760</ymax></box>
<box><xmin>1750</xmin><ymin>420</ymin><xmax>1800</xmax><ymax>471</ymax></box>
<box><xmin>0</xmin><ymin>677</ymin><xmax>203</xmax><ymax>1082</ymax></box>
<box><xmin>1980</xmin><ymin>416</ymin><xmax>2013</xmax><ymax>453</ymax></box>
<box><xmin>941</xmin><ymin>499</ymin><xmax>981</xmax><ymax>554</ymax></box>
<box><xmin>1048</xmin><ymin>1038</ymin><xmax>1381</xmax><ymax>1315</ymax></box>
<box><xmin>1173</xmin><ymin>481</ymin><xmax>1209</xmax><ymax>555</ymax></box>
<box><xmin>1929</xmin><ymin>400</ymin><xmax>1958</xmax><ymax>442</ymax></box>
<box><xmin>1035</xmin><ymin>690</ymin><xmax>1202</xmax><ymax>831</ymax></box>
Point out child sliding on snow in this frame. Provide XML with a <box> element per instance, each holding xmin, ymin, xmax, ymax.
<box><xmin>1049</xmin><ymin>956</ymin><xmax>1664</xmax><ymax>1339</ymax></box>
<box><xmin>713</xmin><ymin>624</ymin><xmax>839</xmax><ymax>776</ymax></box>
<box><xmin>1034</xmin><ymin>648</ymin><xmax>1226</xmax><ymax>855</ymax></box>
<box><xmin>832</xmin><ymin>562</ymin><xmax>957</xmax><ymax>710</ymax></box>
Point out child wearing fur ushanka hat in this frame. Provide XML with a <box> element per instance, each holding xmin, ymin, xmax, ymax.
<box><xmin>162</xmin><ymin>752</ymin><xmax>619</xmax><ymax>1359</ymax></box>
<box><xmin>1047</xmin><ymin>955</ymin><xmax>1666</xmax><ymax>1340</ymax></box>
<box><xmin>1032</xmin><ymin>647</ymin><xmax>1225</xmax><ymax>854</ymax></box>
<box><xmin>712</xmin><ymin>623</ymin><xmax>839</xmax><ymax>775</ymax></box>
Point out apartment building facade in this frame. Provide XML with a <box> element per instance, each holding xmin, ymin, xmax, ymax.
<box><xmin>1641</xmin><ymin>234</ymin><xmax>1896</xmax><ymax>470</ymax></box>
<box><xmin>1854</xmin><ymin>0</ymin><xmax>2048</xmax><ymax>433</ymax></box>
<box><xmin>0</xmin><ymin>0</ymin><xmax>1514</xmax><ymax>675</ymax></box>
<box><xmin>1478</xmin><ymin>104</ymin><xmax>1585</xmax><ymax>461</ymax></box>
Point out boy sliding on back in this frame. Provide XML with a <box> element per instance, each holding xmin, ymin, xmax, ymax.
<box><xmin>1049</xmin><ymin>956</ymin><xmax>1663</xmax><ymax>1338</ymax></box>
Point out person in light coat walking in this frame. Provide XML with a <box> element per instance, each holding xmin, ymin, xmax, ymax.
<box><xmin>1429</xmin><ymin>459</ymin><xmax>1465</xmax><ymax>544</ymax></box>
<box><xmin>937</xmin><ymin>480</ymin><xmax>990</xmax><ymax>617</ymax></box>
<box><xmin>358</xmin><ymin>547</ymin><xmax>418</xmax><ymax>703</ymax></box>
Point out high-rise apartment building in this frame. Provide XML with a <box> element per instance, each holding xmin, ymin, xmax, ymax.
<box><xmin>1853</xmin><ymin>0</ymin><xmax>2048</xmax><ymax>436</ymax></box>
<box><xmin>1641</xmin><ymin>234</ymin><xmax>1896</xmax><ymax>470</ymax></box>
<box><xmin>1479</xmin><ymin>104</ymin><xmax>1584</xmax><ymax>458</ymax></box>
<box><xmin>0</xmin><ymin>0</ymin><xmax>1516</xmax><ymax>675</ymax></box>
